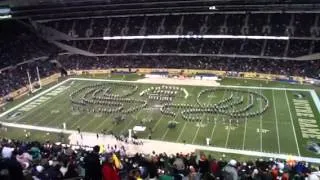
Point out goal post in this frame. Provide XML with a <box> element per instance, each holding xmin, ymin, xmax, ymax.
<box><xmin>27</xmin><ymin>66</ymin><xmax>42</xmax><ymax>94</ymax></box>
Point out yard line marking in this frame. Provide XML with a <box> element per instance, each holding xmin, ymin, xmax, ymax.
<box><xmin>272</xmin><ymin>90</ymin><xmax>281</xmax><ymax>153</ymax></box>
<box><xmin>122</xmin><ymin>108</ymin><xmax>147</xmax><ymax>135</ymax></box>
<box><xmin>191</xmin><ymin>86</ymin><xmax>214</xmax><ymax>144</ymax></box>
<box><xmin>93</xmin><ymin>84</ymin><xmax>120</xmax><ymax>132</ymax></box>
<box><xmin>210</xmin><ymin>89</ymin><xmax>228</xmax><ymax>143</ymax></box>
<box><xmin>242</xmin><ymin>117</ymin><xmax>248</xmax><ymax>150</ymax></box>
<box><xmin>191</xmin><ymin>114</ymin><xmax>206</xmax><ymax>144</ymax></box>
<box><xmin>94</xmin><ymin>114</ymin><xmax>113</xmax><ymax>131</ymax></box>
<box><xmin>242</xmin><ymin>91</ymin><xmax>250</xmax><ymax>150</ymax></box>
<box><xmin>151</xmin><ymin>115</ymin><xmax>164</xmax><ymax>132</ymax></box>
<box><xmin>285</xmin><ymin>90</ymin><xmax>301</xmax><ymax>156</ymax></box>
<box><xmin>259</xmin><ymin>87</ymin><xmax>263</xmax><ymax>152</ymax></box>
<box><xmin>171</xmin><ymin>87</ymin><xmax>196</xmax><ymax>142</ymax></box>
<box><xmin>70</xmin><ymin>113</ymin><xmax>91</xmax><ymax>129</ymax></box>
<box><xmin>225</xmin><ymin>119</ymin><xmax>231</xmax><ymax>148</ymax></box>
<box><xmin>161</xmin><ymin>128</ymin><xmax>170</xmax><ymax>140</ymax></box>
<box><xmin>78</xmin><ymin>115</ymin><xmax>100</xmax><ymax>131</ymax></box>
<box><xmin>224</xmin><ymin>91</ymin><xmax>233</xmax><ymax>148</ymax></box>
<box><xmin>162</xmin><ymin>113</ymin><xmax>179</xmax><ymax>140</ymax></box>
<box><xmin>37</xmin><ymin>94</ymin><xmax>77</xmax><ymax>127</ymax></box>
<box><xmin>176</xmin><ymin>122</ymin><xmax>187</xmax><ymax>142</ymax></box>
<box><xmin>210</xmin><ymin>120</ymin><xmax>217</xmax><ymax>143</ymax></box>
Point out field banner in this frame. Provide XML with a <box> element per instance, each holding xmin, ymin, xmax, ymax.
<box><xmin>168</xmin><ymin>69</ymin><xmax>183</xmax><ymax>74</ymax></box>
<box><xmin>243</xmin><ymin>72</ymin><xmax>257</xmax><ymax>78</ymax></box>
<box><xmin>68</xmin><ymin>69</ymin><xmax>110</xmax><ymax>75</ymax></box>
<box><xmin>136</xmin><ymin>68</ymin><xmax>153</xmax><ymax>74</ymax></box>
<box><xmin>41</xmin><ymin>73</ymin><xmax>60</xmax><ymax>86</ymax></box>
<box><xmin>257</xmin><ymin>73</ymin><xmax>273</xmax><ymax>80</ymax></box>
<box><xmin>181</xmin><ymin>69</ymin><xmax>226</xmax><ymax>76</ymax></box>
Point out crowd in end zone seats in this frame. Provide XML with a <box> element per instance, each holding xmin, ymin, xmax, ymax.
<box><xmin>42</xmin><ymin>13</ymin><xmax>320</xmax><ymax>37</ymax></box>
<box><xmin>0</xmin><ymin>137</ymin><xmax>320</xmax><ymax>180</ymax></box>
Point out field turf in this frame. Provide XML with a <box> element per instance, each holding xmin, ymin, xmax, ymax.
<box><xmin>0</xmin><ymin>74</ymin><xmax>319</xmax><ymax>158</ymax></box>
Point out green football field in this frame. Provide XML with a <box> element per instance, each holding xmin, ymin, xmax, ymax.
<box><xmin>1</xmin><ymin>75</ymin><xmax>320</xmax><ymax>158</ymax></box>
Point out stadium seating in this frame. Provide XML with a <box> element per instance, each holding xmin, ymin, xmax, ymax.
<box><xmin>1</xmin><ymin>6</ymin><xmax>320</xmax><ymax>180</ymax></box>
<box><xmin>0</xmin><ymin>137</ymin><xmax>319</xmax><ymax>180</ymax></box>
<box><xmin>41</xmin><ymin>13</ymin><xmax>319</xmax><ymax>37</ymax></box>
<box><xmin>0</xmin><ymin>20</ymin><xmax>58</xmax><ymax>69</ymax></box>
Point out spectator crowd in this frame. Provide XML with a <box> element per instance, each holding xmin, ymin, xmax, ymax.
<box><xmin>1</xmin><ymin>137</ymin><xmax>320</xmax><ymax>180</ymax></box>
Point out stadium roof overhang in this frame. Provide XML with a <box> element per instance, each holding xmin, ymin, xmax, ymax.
<box><xmin>8</xmin><ymin>0</ymin><xmax>320</xmax><ymax>19</ymax></box>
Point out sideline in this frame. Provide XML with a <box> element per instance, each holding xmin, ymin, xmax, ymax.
<box><xmin>1</xmin><ymin>122</ymin><xmax>320</xmax><ymax>163</ymax></box>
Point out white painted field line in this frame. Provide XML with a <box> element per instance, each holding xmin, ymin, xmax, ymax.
<box><xmin>161</xmin><ymin>128</ymin><xmax>170</xmax><ymax>140</ymax></box>
<box><xmin>210</xmin><ymin>89</ymin><xmax>228</xmax><ymax>144</ymax></box>
<box><xmin>2</xmin><ymin>119</ymin><xmax>320</xmax><ymax>163</ymax></box>
<box><xmin>187</xmin><ymin>87</ymin><xmax>206</xmax><ymax>144</ymax></box>
<box><xmin>79</xmin><ymin>115</ymin><xmax>100</xmax><ymax>131</ymax></box>
<box><xmin>36</xmin><ymin>91</ymin><xmax>77</xmax><ymax>127</ymax></box>
<box><xmin>14</xmin><ymin>82</ymin><xmax>82</xmax><ymax>126</ymax></box>
<box><xmin>70</xmin><ymin>113</ymin><xmax>91</xmax><ymax>129</ymax></box>
<box><xmin>210</xmin><ymin>120</ymin><xmax>217</xmax><ymax>142</ymax></box>
<box><xmin>176</xmin><ymin>122</ymin><xmax>187</xmax><ymax>142</ymax></box>
<box><xmin>123</xmin><ymin>108</ymin><xmax>146</xmax><ymax>135</ymax></box>
<box><xmin>272</xmin><ymin>90</ymin><xmax>281</xmax><ymax>153</ymax></box>
<box><xmin>169</xmin><ymin>87</ymin><xmax>196</xmax><ymax>143</ymax></box>
<box><xmin>161</xmin><ymin>113</ymin><xmax>178</xmax><ymax>140</ymax></box>
<box><xmin>242</xmin><ymin>91</ymin><xmax>250</xmax><ymax>150</ymax></box>
<box><xmin>0</xmin><ymin>79</ymin><xmax>71</xmax><ymax>118</ymax></box>
<box><xmin>225</xmin><ymin>119</ymin><xmax>231</xmax><ymax>148</ymax></box>
<box><xmin>259</xmin><ymin>87</ymin><xmax>263</xmax><ymax>152</ymax></box>
<box><xmin>12</xmin><ymin>84</ymin><xmax>73</xmax><ymax>124</ymax></box>
<box><xmin>242</xmin><ymin>117</ymin><xmax>248</xmax><ymax>150</ymax></box>
<box><xmin>309</xmin><ymin>90</ymin><xmax>320</xmax><ymax>114</ymax></box>
<box><xmin>94</xmin><ymin>114</ymin><xmax>113</xmax><ymax>131</ymax></box>
<box><xmin>152</xmin><ymin>115</ymin><xmax>164</xmax><ymax>132</ymax></box>
<box><xmin>285</xmin><ymin>90</ymin><xmax>301</xmax><ymax>156</ymax></box>
<box><xmin>224</xmin><ymin>91</ymin><xmax>235</xmax><ymax>148</ymax></box>
<box><xmin>192</xmin><ymin>114</ymin><xmax>205</xmax><ymax>144</ymax></box>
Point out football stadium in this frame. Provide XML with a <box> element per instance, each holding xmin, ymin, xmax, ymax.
<box><xmin>0</xmin><ymin>0</ymin><xmax>320</xmax><ymax>179</ymax></box>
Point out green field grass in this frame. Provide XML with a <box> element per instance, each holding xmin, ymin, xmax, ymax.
<box><xmin>1</xmin><ymin>75</ymin><xmax>320</xmax><ymax>158</ymax></box>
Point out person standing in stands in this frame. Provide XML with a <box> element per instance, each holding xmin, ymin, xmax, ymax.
<box><xmin>222</xmin><ymin>159</ymin><xmax>238</xmax><ymax>180</ymax></box>
<box><xmin>84</xmin><ymin>145</ymin><xmax>102</xmax><ymax>180</ymax></box>
<box><xmin>102</xmin><ymin>153</ymin><xmax>120</xmax><ymax>180</ymax></box>
<box><xmin>0</xmin><ymin>146</ymin><xmax>24</xmax><ymax>180</ymax></box>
